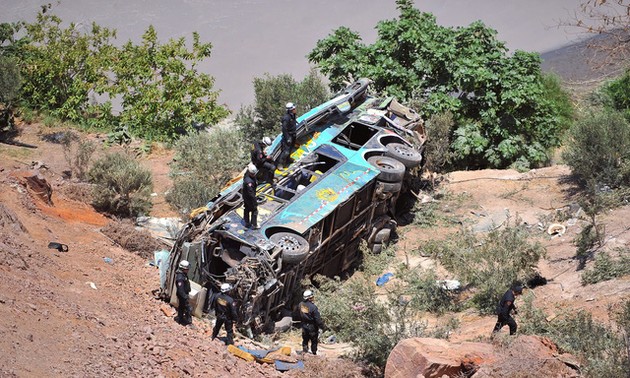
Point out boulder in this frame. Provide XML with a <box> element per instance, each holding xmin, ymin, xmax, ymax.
<box><xmin>385</xmin><ymin>338</ymin><xmax>495</xmax><ymax>378</ymax></box>
<box><xmin>385</xmin><ymin>336</ymin><xmax>580</xmax><ymax>378</ymax></box>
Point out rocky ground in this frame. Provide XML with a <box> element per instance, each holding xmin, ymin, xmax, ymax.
<box><xmin>1</xmin><ymin>120</ymin><xmax>629</xmax><ymax>378</ymax></box>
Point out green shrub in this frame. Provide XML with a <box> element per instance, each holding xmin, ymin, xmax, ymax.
<box><xmin>424</xmin><ymin>220</ymin><xmax>545</xmax><ymax>313</ymax></box>
<box><xmin>581</xmin><ymin>249</ymin><xmax>630</xmax><ymax>285</ymax></box>
<box><xmin>311</xmin><ymin>242</ymin><xmax>457</xmax><ymax>371</ymax></box>
<box><xmin>395</xmin><ymin>264</ymin><xmax>459</xmax><ymax>314</ymax></box>
<box><xmin>88</xmin><ymin>152</ymin><xmax>153</xmax><ymax>217</ymax></box>
<box><xmin>422</xmin><ymin>111</ymin><xmax>453</xmax><ymax>176</ymax></box>
<box><xmin>235</xmin><ymin>69</ymin><xmax>329</xmax><ymax>142</ymax></box>
<box><xmin>0</xmin><ymin>56</ymin><xmax>20</xmax><ymax>131</ymax></box>
<box><xmin>562</xmin><ymin>110</ymin><xmax>630</xmax><ymax>188</ymax></box>
<box><xmin>602</xmin><ymin>68</ymin><xmax>630</xmax><ymax>122</ymax></box>
<box><xmin>167</xmin><ymin>128</ymin><xmax>247</xmax><ymax>215</ymax></box>
<box><xmin>63</xmin><ymin>138</ymin><xmax>96</xmax><ymax>181</ymax></box>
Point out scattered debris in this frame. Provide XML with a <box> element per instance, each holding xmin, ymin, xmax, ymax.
<box><xmin>376</xmin><ymin>272</ymin><xmax>394</xmax><ymax>286</ymax></box>
<box><xmin>103</xmin><ymin>257</ymin><xmax>113</xmax><ymax>264</ymax></box>
<box><xmin>86</xmin><ymin>282</ymin><xmax>97</xmax><ymax>290</ymax></box>
<box><xmin>437</xmin><ymin>279</ymin><xmax>461</xmax><ymax>291</ymax></box>
<box><xmin>547</xmin><ymin>223</ymin><xmax>566</xmax><ymax>236</ymax></box>
<box><xmin>48</xmin><ymin>242</ymin><xmax>69</xmax><ymax>252</ymax></box>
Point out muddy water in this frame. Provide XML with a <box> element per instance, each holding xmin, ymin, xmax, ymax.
<box><xmin>2</xmin><ymin>0</ymin><xmax>581</xmax><ymax>112</ymax></box>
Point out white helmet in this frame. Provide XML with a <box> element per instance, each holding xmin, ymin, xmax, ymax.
<box><xmin>303</xmin><ymin>289</ymin><xmax>314</xmax><ymax>300</ymax></box>
<box><xmin>286</xmin><ymin>102</ymin><xmax>296</xmax><ymax>110</ymax></box>
<box><xmin>247</xmin><ymin>162</ymin><xmax>258</xmax><ymax>175</ymax></box>
<box><xmin>262</xmin><ymin>136</ymin><xmax>272</xmax><ymax>146</ymax></box>
<box><xmin>221</xmin><ymin>283</ymin><xmax>232</xmax><ymax>293</ymax></box>
<box><xmin>178</xmin><ymin>260</ymin><xmax>190</xmax><ymax>270</ymax></box>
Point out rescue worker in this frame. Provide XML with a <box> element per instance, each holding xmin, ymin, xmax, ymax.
<box><xmin>175</xmin><ymin>260</ymin><xmax>192</xmax><ymax>326</ymax></box>
<box><xmin>492</xmin><ymin>285</ymin><xmax>523</xmax><ymax>335</ymax></box>
<box><xmin>250</xmin><ymin>136</ymin><xmax>275</xmax><ymax>183</ymax></box>
<box><xmin>243</xmin><ymin>163</ymin><xmax>259</xmax><ymax>229</ymax></box>
<box><xmin>278</xmin><ymin>102</ymin><xmax>297</xmax><ymax>168</ymax></box>
<box><xmin>212</xmin><ymin>283</ymin><xmax>238</xmax><ymax>345</ymax></box>
<box><xmin>299</xmin><ymin>289</ymin><xmax>325</xmax><ymax>355</ymax></box>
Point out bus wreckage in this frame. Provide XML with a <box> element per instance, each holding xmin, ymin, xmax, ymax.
<box><xmin>160</xmin><ymin>78</ymin><xmax>426</xmax><ymax>334</ymax></box>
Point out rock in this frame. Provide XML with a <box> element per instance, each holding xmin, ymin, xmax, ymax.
<box><xmin>385</xmin><ymin>336</ymin><xmax>580</xmax><ymax>378</ymax></box>
<box><xmin>385</xmin><ymin>338</ymin><xmax>495</xmax><ymax>378</ymax></box>
<box><xmin>160</xmin><ymin>304</ymin><xmax>174</xmax><ymax>317</ymax></box>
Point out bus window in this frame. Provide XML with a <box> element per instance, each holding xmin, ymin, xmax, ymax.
<box><xmin>332</xmin><ymin>122</ymin><xmax>379</xmax><ymax>151</ymax></box>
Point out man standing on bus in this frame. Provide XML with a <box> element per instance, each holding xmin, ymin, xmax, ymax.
<box><xmin>243</xmin><ymin>163</ymin><xmax>259</xmax><ymax>229</ymax></box>
<box><xmin>278</xmin><ymin>102</ymin><xmax>297</xmax><ymax>168</ymax></box>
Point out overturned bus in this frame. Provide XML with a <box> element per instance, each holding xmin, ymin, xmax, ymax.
<box><xmin>160</xmin><ymin>78</ymin><xmax>426</xmax><ymax>334</ymax></box>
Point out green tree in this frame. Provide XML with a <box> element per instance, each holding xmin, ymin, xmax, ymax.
<box><xmin>18</xmin><ymin>8</ymin><xmax>117</xmax><ymax>122</ymax></box>
<box><xmin>167</xmin><ymin>128</ymin><xmax>248</xmax><ymax>215</ymax></box>
<box><xmin>235</xmin><ymin>69</ymin><xmax>329</xmax><ymax>142</ymax></box>
<box><xmin>112</xmin><ymin>26</ymin><xmax>229</xmax><ymax>141</ymax></box>
<box><xmin>308</xmin><ymin>0</ymin><xmax>573</xmax><ymax>169</ymax></box>
<box><xmin>88</xmin><ymin>152</ymin><xmax>153</xmax><ymax>217</ymax></box>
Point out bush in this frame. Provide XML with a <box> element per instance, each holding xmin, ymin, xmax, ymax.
<box><xmin>63</xmin><ymin>137</ymin><xmax>96</xmax><ymax>181</ymax></box>
<box><xmin>311</xmin><ymin>243</ymin><xmax>457</xmax><ymax>371</ymax></box>
<box><xmin>88</xmin><ymin>152</ymin><xmax>153</xmax><ymax>217</ymax></box>
<box><xmin>312</xmin><ymin>245</ymin><xmax>415</xmax><ymax>370</ymax></box>
<box><xmin>167</xmin><ymin>128</ymin><xmax>247</xmax><ymax>215</ymax></box>
<box><xmin>424</xmin><ymin>220</ymin><xmax>545</xmax><ymax>313</ymax></box>
<box><xmin>562</xmin><ymin>110</ymin><xmax>630</xmax><ymax>189</ymax></box>
<box><xmin>519</xmin><ymin>296</ymin><xmax>630</xmax><ymax>378</ymax></box>
<box><xmin>0</xmin><ymin>56</ymin><xmax>20</xmax><ymax>132</ymax></box>
<box><xmin>422</xmin><ymin>111</ymin><xmax>453</xmax><ymax>176</ymax></box>
<box><xmin>602</xmin><ymin>68</ymin><xmax>630</xmax><ymax>122</ymax></box>
<box><xmin>235</xmin><ymin>69</ymin><xmax>329</xmax><ymax>142</ymax></box>
<box><xmin>395</xmin><ymin>264</ymin><xmax>459</xmax><ymax>314</ymax></box>
<box><xmin>581</xmin><ymin>248</ymin><xmax>630</xmax><ymax>285</ymax></box>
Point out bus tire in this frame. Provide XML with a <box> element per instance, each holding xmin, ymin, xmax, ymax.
<box><xmin>368</xmin><ymin>156</ymin><xmax>405</xmax><ymax>182</ymax></box>
<box><xmin>385</xmin><ymin>143</ymin><xmax>423</xmax><ymax>168</ymax></box>
<box><xmin>269</xmin><ymin>232</ymin><xmax>309</xmax><ymax>264</ymax></box>
<box><xmin>374</xmin><ymin>228</ymin><xmax>391</xmax><ymax>244</ymax></box>
<box><xmin>372</xmin><ymin>243</ymin><xmax>383</xmax><ymax>254</ymax></box>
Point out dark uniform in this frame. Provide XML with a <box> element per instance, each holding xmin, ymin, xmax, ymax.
<box><xmin>493</xmin><ymin>288</ymin><xmax>519</xmax><ymax>335</ymax></box>
<box><xmin>250</xmin><ymin>141</ymin><xmax>275</xmax><ymax>183</ymax></box>
<box><xmin>175</xmin><ymin>270</ymin><xmax>192</xmax><ymax>325</ymax></box>
<box><xmin>299</xmin><ymin>300</ymin><xmax>325</xmax><ymax>355</ymax></box>
<box><xmin>278</xmin><ymin>110</ymin><xmax>297</xmax><ymax>167</ymax></box>
<box><xmin>212</xmin><ymin>292</ymin><xmax>238</xmax><ymax>345</ymax></box>
<box><xmin>242</xmin><ymin>173</ymin><xmax>258</xmax><ymax>229</ymax></box>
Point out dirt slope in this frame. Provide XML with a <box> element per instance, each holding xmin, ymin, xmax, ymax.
<box><xmin>398</xmin><ymin>166</ymin><xmax>630</xmax><ymax>343</ymax></box>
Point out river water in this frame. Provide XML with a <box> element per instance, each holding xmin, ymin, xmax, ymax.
<box><xmin>2</xmin><ymin>0</ymin><xmax>582</xmax><ymax>112</ymax></box>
